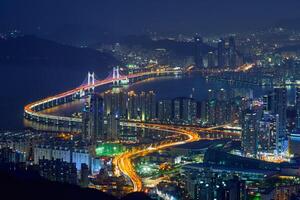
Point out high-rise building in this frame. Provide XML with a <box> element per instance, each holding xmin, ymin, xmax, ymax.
<box><xmin>207</xmin><ymin>51</ymin><xmax>216</xmax><ymax>68</ymax></box>
<box><xmin>127</xmin><ymin>91</ymin><xmax>140</xmax><ymax>120</ymax></box>
<box><xmin>258</xmin><ymin>112</ymin><xmax>276</xmax><ymax>152</ymax></box>
<box><xmin>207</xmin><ymin>99</ymin><xmax>217</xmax><ymax>125</ymax></box>
<box><xmin>215</xmin><ymin>101</ymin><xmax>228</xmax><ymax>125</ymax></box>
<box><xmin>157</xmin><ymin>99</ymin><xmax>172</xmax><ymax>122</ymax></box>
<box><xmin>263</xmin><ymin>92</ymin><xmax>273</xmax><ymax>112</ymax></box>
<box><xmin>140</xmin><ymin>91</ymin><xmax>156</xmax><ymax>121</ymax></box>
<box><xmin>200</xmin><ymin>101</ymin><xmax>208</xmax><ymax>123</ymax></box>
<box><xmin>201</xmin><ymin>89</ymin><xmax>216</xmax><ymax>125</ymax></box>
<box><xmin>172</xmin><ymin>97</ymin><xmax>197</xmax><ymax>124</ymax></box>
<box><xmin>194</xmin><ymin>36</ymin><xmax>204</xmax><ymax>68</ymax></box>
<box><xmin>228</xmin><ymin>36</ymin><xmax>237</xmax><ymax>68</ymax></box>
<box><xmin>242</xmin><ymin>109</ymin><xmax>258</xmax><ymax>157</ymax></box>
<box><xmin>218</xmin><ymin>38</ymin><xmax>226</xmax><ymax>67</ymax></box>
<box><xmin>103</xmin><ymin>90</ymin><xmax>127</xmax><ymax>119</ymax></box>
<box><xmin>272</xmin><ymin>87</ymin><xmax>287</xmax><ymax>153</ymax></box>
<box><xmin>105</xmin><ymin>113</ymin><xmax>120</xmax><ymax>141</ymax></box>
<box><xmin>208</xmin><ymin>89</ymin><xmax>215</xmax><ymax>100</ymax></box>
<box><xmin>173</xmin><ymin>98</ymin><xmax>181</xmax><ymax>122</ymax></box>
<box><xmin>82</xmin><ymin>93</ymin><xmax>104</xmax><ymax>142</ymax></box>
<box><xmin>182</xmin><ymin>98</ymin><xmax>197</xmax><ymax>124</ymax></box>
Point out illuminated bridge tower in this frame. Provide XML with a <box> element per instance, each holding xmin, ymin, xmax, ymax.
<box><xmin>87</xmin><ymin>72</ymin><xmax>95</xmax><ymax>93</ymax></box>
<box><xmin>112</xmin><ymin>66</ymin><xmax>122</xmax><ymax>93</ymax></box>
<box><xmin>113</xmin><ymin>66</ymin><xmax>120</xmax><ymax>84</ymax></box>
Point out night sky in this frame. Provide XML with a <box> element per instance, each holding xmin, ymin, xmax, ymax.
<box><xmin>1</xmin><ymin>0</ymin><xmax>300</xmax><ymax>35</ymax></box>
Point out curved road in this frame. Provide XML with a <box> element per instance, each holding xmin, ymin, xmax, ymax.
<box><xmin>113</xmin><ymin>123</ymin><xmax>200</xmax><ymax>192</ymax></box>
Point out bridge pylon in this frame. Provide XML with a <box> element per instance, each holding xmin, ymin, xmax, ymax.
<box><xmin>113</xmin><ymin>66</ymin><xmax>120</xmax><ymax>86</ymax></box>
<box><xmin>87</xmin><ymin>71</ymin><xmax>95</xmax><ymax>93</ymax></box>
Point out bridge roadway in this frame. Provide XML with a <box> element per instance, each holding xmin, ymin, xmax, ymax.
<box><xmin>24</xmin><ymin>70</ymin><xmax>179</xmax><ymax>125</ymax></box>
<box><xmin>113</xmin><ymin>122</ymin><xmax>240</xmax><ymax>192</ymax></box>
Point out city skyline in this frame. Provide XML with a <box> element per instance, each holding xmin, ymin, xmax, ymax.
<box><xmin>2</xmin><ymin>1</ymin><xmax>300</xmax><ymax>200</ymax></box>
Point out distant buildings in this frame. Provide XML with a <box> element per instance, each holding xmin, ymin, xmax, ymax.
<box><xmin>228</xmin><ymin>36</ymin><xmax>237</xmax><ymax>68</ymax></box>
<box><xmin>194</xmin><ymin>36</ymin><xmax>204</xmax><ymax>68</ymax></box>
<box><xmin>193</xmin><ymin>35</ymin><xmax>241</xmax><ymax>69</ymax></box>
<box><xmin>216</xmin><ymin>36</ymin><xmax>239</xmax><ymax>68</ymax></box>
<box><xmin>218</xmin><ymin>38</ymin><xmax>226</xmax><ymax>68</ymax></box>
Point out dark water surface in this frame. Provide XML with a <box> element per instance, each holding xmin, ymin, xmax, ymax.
<box><xmin>0</xmin><ymin>65</ymin><xmax>107</xmax><ymax>131</ymax></box>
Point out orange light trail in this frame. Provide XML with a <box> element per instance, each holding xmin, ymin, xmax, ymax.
<box><xmin>114</xmin><ymin>123</ymin><xmax>204</xmax><ymax>192</ymax></box>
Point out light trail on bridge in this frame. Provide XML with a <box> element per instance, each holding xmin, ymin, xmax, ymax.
<box><xmin>24</xmin><ymin>69</ymin><xmax>180</xmax><ymax>124</ymax></box>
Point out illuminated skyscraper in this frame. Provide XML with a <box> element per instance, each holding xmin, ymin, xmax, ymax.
<box><xmin>207</xmin><ymin>99</ymin><xmax>216</xmax><ymax>125</ymax></box>
<box><xmin>103</xmin><ymin>90</ymin><xmax>127</xmax><ymax>119</ymax></box>
<box><xmin>272</xmin><ymin>87</ymin><xmax>287</xmax><ymax>153</ymax></box>
<box><xmin>82</xmin><ymin>93</ymin><xmax>104</xmax><ymax>142</ymax></box>
<box><xmin>106</xmin><ymin>113</ymin><xmax>119</xmax><ymax>141</ymax></box>
<box><xmin>242</xmin><ymin>109</ymin><xmax>258</xmax><ymax>157</ymax></box>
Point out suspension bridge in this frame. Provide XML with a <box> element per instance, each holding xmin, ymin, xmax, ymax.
<box><xmin>24</xmin><ymin>67</ymin><xmax>180</xmax><ymax>126</ymax></box>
